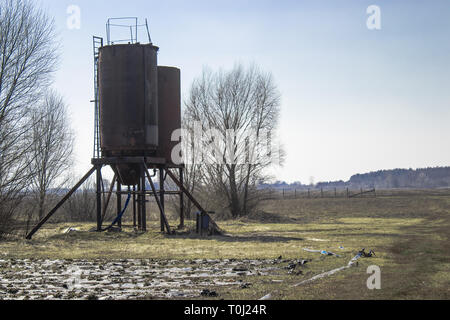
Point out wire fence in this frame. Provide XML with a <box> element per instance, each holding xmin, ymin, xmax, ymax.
<box><xmin>263</xmin><ymin>187</ymin><xmax>450</xmax><ymax>200</ymax></box>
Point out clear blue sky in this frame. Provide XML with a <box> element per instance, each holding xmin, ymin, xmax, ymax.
<box><xmin>40</xmin><ymin>0</ymin><xmax>450</xmax><ymax>184</ymax></box>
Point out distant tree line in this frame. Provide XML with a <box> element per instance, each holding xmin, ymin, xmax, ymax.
<box><xmin>262</xmin><ymin>167</ymin><xmax>450</xmax><ymax>190</ymax></box>
<box><xmin>346</xmin><ymin>167</ymin><xmax>450</xmax><ymax>189</ymax></box>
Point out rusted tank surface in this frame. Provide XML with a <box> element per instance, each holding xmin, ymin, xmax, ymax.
<box><xmin>157</xmin><ymin>66</ymin><xmax>181</xmax><ymax>164</ymax></box>
<box><xmin>113</xmin><ymin>163</ymin><xmax>141</xmax><ymax>186</ymax></box>
<box><xmin>98</xmin><ymin>43</ymin><xmax>159</xmax><ymax>157</ymax></box>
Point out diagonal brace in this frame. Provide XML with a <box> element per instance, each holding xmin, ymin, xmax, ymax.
<box><xmin>101</xmin><ymin>173</ymin><xmax>117</xmax><ymax>223</ymax></box>
<box><xmin>26</xmin><ymin>166</ymin><xmax>97</xmax><ymax>240</ymax></box>
<box><xmin>165</xmin><ymin>169</ymin><xmax>206</xmax><ymax>213</ymax></box>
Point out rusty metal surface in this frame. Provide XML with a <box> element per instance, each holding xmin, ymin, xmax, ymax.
<box><xmin>157</xmin><ymin>66</ymin><xmax>181</xmax><ymax>164</ymax></box>
<box><xmin>113</xmin><ymin>163</ymin><xmax>142</xmax><ymax>186</ymax></box>
<box><xmin>99</xmin><ymin>43</ymin><xmax>159</xmax><ymax>157</ymax></box>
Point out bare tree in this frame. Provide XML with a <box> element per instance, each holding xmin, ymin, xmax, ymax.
<box><xmin>28</xmin><ymin>91</ymin><xmax>74</xmax><ymax>221</ymax></box>
<box><xmin>63</xmin><ymin>177</ymin><xmax>97</xmax><ymax>222</ymax></box>
<box><xmin>184</xmin><ymin>64</ymin><xmax>284</xmax><ymax>218</ymax></box>
<box><xmin>0</xmin><ymin>0</ymin><xmax>58</xmax><ymax>237</ymax></box>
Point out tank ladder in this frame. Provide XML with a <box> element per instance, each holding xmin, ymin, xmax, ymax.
<box><xmin>92</xmin><ymin>36</ymin><xmax>103</xmax><ymax>159</ymax></box>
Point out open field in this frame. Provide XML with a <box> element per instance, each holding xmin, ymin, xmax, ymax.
<box><xmin>0</xmin><ymin>192</ymin><xmax>449</xmax><ymax>299</ymax></box>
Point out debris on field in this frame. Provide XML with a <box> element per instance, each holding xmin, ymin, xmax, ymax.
<box><xmin>320</xmin><ymin>250</ymin><xmax>341</xmax><ymax>257</ymax></box>
<box><xmin>62</xmin><ymin>227</ymin><xmax>79</xmax><ymax>234</ymax></box>
<box><xmin>293</xmin><ymin>265</ymin><xmax>349</xmax><ymax>287</ymax></box>
<box><xmin>359</xmin><ymin>248</ymin><xmax>376</xmax><ymax>257</ymax></box>
<box><xmin>350</xmin><ymin>248</ymin><xmax>376</xmax><ymax>264</ymax></box>
<box><xmin>259</xmin><ymin>293</ymin><xmax>272</xmax><ymax>300</ymax></box>
<box><xmin>200</xmin><ymin>289</ymin><xmax>218</xmax><ymax>297</ymax></box>
<box><xmin>288</xmin><ymin>269</ymin><xmax>303</xmax><ymax>275</ymax></box>
<box><xmin>240</xmin><ymin>283</ymin><xmax>251</xmax><ymax>289</ymax></box>
<box><xmin>284</xmin><ymin>258</ymin><xmax>311</xmax><ymax>274</ymax></box>
<box><xmin>303</xmin><ymin>248</ymin><xmax>321</xmax><ymax>253</ymax></box>
<box><xmin>303</xmin><ymin>248</ymin><xmax>341</xmax><ymax>257</ymax></box>
<box><xmin>295</xmin><ymin>248</ymin><xmax>378</xmax><ymax>287</ymax></box>
<box><xmin>286</xmin><ymin>262</ymin><xmax>297</xmax><ymax>270</ymax></box>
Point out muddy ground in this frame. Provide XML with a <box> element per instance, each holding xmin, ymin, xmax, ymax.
<box><xmin>0</xmin><ymin>259</ymin><xmax>284</xmax><ymax>300</ymax></box>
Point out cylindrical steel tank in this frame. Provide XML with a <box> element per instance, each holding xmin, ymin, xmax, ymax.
<box><xmin>98</xmin><ymin>43</ymin><xmax>159</xmax><ymax>157</ymax></box>
<box><xmin>157</xmin><ymin>66</ymin><xmax>181</xmax><ymax>164</ymax></box>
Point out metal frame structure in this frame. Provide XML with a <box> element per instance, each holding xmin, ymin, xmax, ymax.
<box><xmin>106</xmin><ymin>17</ymin><xmax>152</xmax><ymax>45</ymax></box>
<box><xmin>26</xmin><ymin>157</ymin><xmax>190</xmax><ymax>239</ymax></box>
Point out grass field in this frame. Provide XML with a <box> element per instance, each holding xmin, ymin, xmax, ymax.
<box><xmin>0</xmin><ymin>192</ymin><xmax>449</xmax><ymax>299</ymax></box>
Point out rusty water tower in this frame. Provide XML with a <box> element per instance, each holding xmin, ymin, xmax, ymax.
<box><xmin>98</xmin><ymin>42</ymin><xmax>181</xmax><ymax>186</ymax></box>
<box><xmin>25</xmin><ymin>18</ymin><xmax>220</xmax><ymax>239</ymax></box>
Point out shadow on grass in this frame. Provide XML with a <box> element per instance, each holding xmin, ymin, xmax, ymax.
<box><xmin>170</xmin><ymin>233</ymin><xmax>304</xmax><ymax>243</ymax></box>
<box><xmin>44</xmin><ymin>230</ymin><xmax>146</xmax><ymax>242</ymax></box>
<box><xmin>41</xmin><ymin>228</ymin><xmax>304</xmax><ymax>244</ymax></box>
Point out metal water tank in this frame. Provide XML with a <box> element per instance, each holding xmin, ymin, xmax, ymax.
<box><xmin>157</xmin><ymin>66</ymin><xmax>181</xmax><ymax>164</ymax></box>
<box><xmin>98</xmin><ymin>43</ymin><xmax>159</xmax><ymax>156</ymax></box>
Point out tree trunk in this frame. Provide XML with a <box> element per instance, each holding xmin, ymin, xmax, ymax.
<box><xmin>38</xmin><ymin>190</ymin><xmax>46</xmax><ymax>220</ymax></box>
<box><xmin>228</xmin><ymin>165</ymin><xmax>241</xmax><ymax>218</ymax></box>
<box><xmin>242</xmin><ymin>164</ymin><xmax>252</xmax><ymax>216</ymax></box>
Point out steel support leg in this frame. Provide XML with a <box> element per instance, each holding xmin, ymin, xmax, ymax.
<box><xmin>137</xmin><ymin>180</ymin><xmax>142</xmax><ymax>231</ymax></box>
<box><xmin>141</xmin><ymin>165</ymin><xmax>147</xmax><ymax>231</ymax></box>
<box><xmin>179</xmin><ymin>167</ymin><xmax>185</xmax><ymax>229</ymax></box>
<box><xmin>96</xmin><ymin>165</ymin><xmax>102</xmax><ymax>231</ymax></box>
<box><xmin>159</xmin><ymin>168</ymin><xmax>165</xmax><ymax>232</ymax></box>
<box><xmin>116</xmin><ymin>181</ymin><xmax>122</xmax><ymax>229</ymax></box>
<box><xmin>132</xmin><ymin>185</ymin><xmax>136</xmax><ymax>228</ymax></box>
